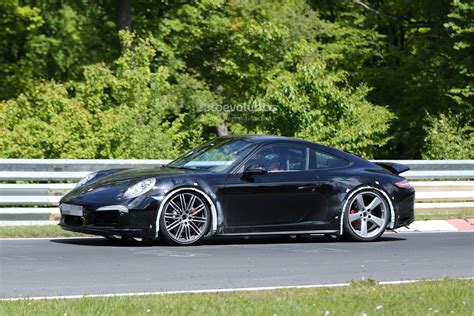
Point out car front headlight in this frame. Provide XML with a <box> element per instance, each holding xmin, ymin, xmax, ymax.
<box><xmin>123</xmin><ymin>178</ymin><xmax>156</xmax><ymax>199</ymax></box>
<box><xmin>76</xmin><ymin>172</ymin><xmax>98</xmax><ymax>188</ymax></box>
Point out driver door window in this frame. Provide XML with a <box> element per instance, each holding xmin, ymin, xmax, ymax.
<box><xmin>244</xmin><ymin>144</ymin><xmax>309</xmax><ymax>173</ymax></box>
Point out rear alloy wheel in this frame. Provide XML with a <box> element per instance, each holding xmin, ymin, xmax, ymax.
<box><xmin>343</xmin><ymin>189</ymin><xmax>389</xmax><ymax>242</ymax></box>
<box><xmin>159</xmin><ymin>191</ymin><xmax>211</xmax><ymax>245</ymax></box>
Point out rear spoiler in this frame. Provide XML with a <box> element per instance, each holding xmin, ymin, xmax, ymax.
<box><xmin>374</xmin><ymin>162</ymin><xmax>410</xmax><ymax>175</ymax></box>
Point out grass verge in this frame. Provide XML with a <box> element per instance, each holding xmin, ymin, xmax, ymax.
<box><xmin>416</xmin><ymin>211</ymin><xmax>473</xmax><ymax>221</ymax></box>
<box><xmin>0</xmin><ymin>279</ymin><xmax>472</xmax><ymax>315</ymax></box>
<box><xmin>0</xmin><ymin>225</ymin><xmax>90</xmax><ymax>238</ymax></box>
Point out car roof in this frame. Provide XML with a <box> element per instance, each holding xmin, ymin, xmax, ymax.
<box><xmin>222</xmin><ymin>134</ymin><xmax>309</xmax><ymax>144</ymax></box>
<box><xmin>219</xmin><ymin>134</ymin><xmax>371</xmax><ymax>166</ymax></box>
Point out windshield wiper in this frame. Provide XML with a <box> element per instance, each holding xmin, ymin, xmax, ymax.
<box><xmin>167</xmin><ymin>165</ymin><xmax>193</xmax><ymax>170</ymax></box>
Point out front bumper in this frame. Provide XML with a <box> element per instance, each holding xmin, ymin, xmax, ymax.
<box><xmin>59</xmin><ymin>223</ymin><xmax>152</xmax><ymax>238</ymax></box>
<box><xmin>59</xmin><ymin>202</ymin><xmax>159</xmax><ymax>239</ymax></box>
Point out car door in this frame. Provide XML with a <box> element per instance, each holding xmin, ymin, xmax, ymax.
<box><xmin>308</xmin><ymin>147</ymin><xmax>353</xmax><ymax>222</ymax></box>
<box><xmin>221</xmin><ymin>143</ymin><xmax>328</xmax><ymax>234</ymax></box>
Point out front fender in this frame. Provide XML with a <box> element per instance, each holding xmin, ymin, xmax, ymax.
<box><xmin>150</xmin><ymin>182</ymin><xmax>219</xmax><ymax>238</ymax></box>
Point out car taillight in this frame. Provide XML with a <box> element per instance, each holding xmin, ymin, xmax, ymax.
<box><xmin>394</xmin><ymin>180</ymin><xmax>412</xmax><ymax>189</ymax></box>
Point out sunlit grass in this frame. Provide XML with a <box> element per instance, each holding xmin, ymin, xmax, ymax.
<box><xmin>0</xmin><ymin>279</ymin><xmax>472</xmax><ymax>315</ymax></box>
<box><xmin>0</xmin><ymin>225</ymin><xmax>89</xmax><ymax>238</ymax></box>
<box><xmin>416</xmin><ymin>211</ymin><xmax>473</xmax><ymax>221</ymax></box>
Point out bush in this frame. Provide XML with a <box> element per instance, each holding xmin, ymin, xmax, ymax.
<box><xmin>422</xmin><ymin>113</ymin><xmax>473</xmax><ymax>159</ymax></box>
<box><xmin>252</xmin><ymin>61</ymin><xmax>394</xmax><ymax>159</ymax></box>
<box><xmin>0</xmin><ymin>33</ymin><xmax>219</xmax><ymax>159</ymax></box>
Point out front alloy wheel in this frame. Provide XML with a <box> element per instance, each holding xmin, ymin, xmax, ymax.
<box><xmin>159</xmin><ymin>192</ymin><xmax>210</xmax><ymax>245</ymax></box>
<box><xmin>343</xmin><ymin>189</ymin><xmax>389</xmax><ymax>241</ymax></box>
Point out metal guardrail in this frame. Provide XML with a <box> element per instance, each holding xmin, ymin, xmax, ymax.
<box><xmin>372</xmin><ymin>160</ymin><xmax>474</xmax><ymax>179</ymax></box>
<box><xmin>0</xmin><ymin>159</ymin><xmax>171</xmax><ymax>181</ymax></box>
<box><xmin>0</xmin><ymin>159</ymin><xmax>473</xmax><ymax>225</ymax></box>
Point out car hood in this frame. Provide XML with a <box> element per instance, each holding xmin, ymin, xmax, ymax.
<box><xmin>61</xmin><ymin>166</ymin><xmax>205</xmax><ymax>203</ymax></box>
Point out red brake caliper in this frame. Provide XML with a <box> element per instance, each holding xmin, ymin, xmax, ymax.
<box><xmin>350</xmin><ymin>209</ymin><xmax>360</xmax><ymax>229</ymax></box>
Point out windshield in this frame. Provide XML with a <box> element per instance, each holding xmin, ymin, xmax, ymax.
<box><xmin>168</xmin><ymin>138</ymin><xmax>254</xmax><ymax>172</ymax></box>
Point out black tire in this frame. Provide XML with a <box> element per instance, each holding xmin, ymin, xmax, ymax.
<box><xmin>159</xmin><ymin>191</ymin><xmax>211</xmax><ymax>246</ymax></box>
<box><xmin>343</xmin><ymin>189</ymin><xmax>390</xmax><ymax>242</ymax></box>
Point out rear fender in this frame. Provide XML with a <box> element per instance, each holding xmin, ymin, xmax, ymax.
<box><xmin>339</xmin><ymin>185</ymin><xmax>395</xmax><ymax>235</ymax></box>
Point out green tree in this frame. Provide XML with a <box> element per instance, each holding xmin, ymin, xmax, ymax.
<box><xmin>422</xmin><ymin>113</ymin><xmax>473</xmax><ymax>159</ymax></box>
<box><xmin>0</xmin><ymin>0</ymin><xmax>119</xmax><ymax>100</ymax></box>
<box><xmin>0</xmin><ymin>0</ymin><xmax>44</xmax><ymax>99</ymax></box>
<box><xmin>0</xmin><ymin>33</ymin><xmax>219</xmax><ymax>159</ymax></box>
<box><xmin>309</xmin><ymin>0</ymin><xmax>473</xmax><ymax>159</ymax></box>
<box><xmin>254</xmin><ymin>61</ymin><xmax>394</xmax><ymax>158</ymax></box>
<box><xmin>3</xmin><ymin>0</ymin><xmax>469</xmax><ymax>160</ymax></box>
<box><xmin>444</xmin><ymin>0</ymin><xmax>473</xmax><ymax>114</ymax></box>
<box><xmin>143</xmin><ymin>0</ymin><xmax>387</xmax><ymax>137</ymax></box>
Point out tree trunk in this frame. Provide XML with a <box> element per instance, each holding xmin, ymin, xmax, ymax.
<box><xmin>117</xmin><ymin>0</ymin><xmax>132</xmax><ymax>32</ymax></box>
<box><xmin>216</xmin><ymin>122</ymin><xmax>229</xmax><ymax>136</ymax></box>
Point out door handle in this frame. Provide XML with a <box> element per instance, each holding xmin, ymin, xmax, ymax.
<box><xmin>298</xmin><ymin>184</ymin><xmax>318</xmax><ymax>191</ymax></box>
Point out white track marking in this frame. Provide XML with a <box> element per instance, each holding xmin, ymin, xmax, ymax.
<box><xmin>0</xmin><ymin>237</ymin><xmax>97</xmax><ymax>241</ymax></box>
<box><xmin>1</xmin><ymin>277</ymin><xmax>472</xmax><ymax>301</ymax></box>
<box><xmin>395</xmin><ymin>220</ymin><xmax>459</xmax><ymax>232</ymax></box>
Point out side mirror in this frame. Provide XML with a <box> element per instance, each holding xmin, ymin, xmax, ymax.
<box><xmin>242</xmin><ymin>165</ymin><xmax>268</xmax><ymax>179</ymax></box>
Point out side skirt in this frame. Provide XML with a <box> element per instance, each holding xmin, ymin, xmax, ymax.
<box><xmin>217</xmin><ymin>229</ymin><xmax>338</xmax><ymax>236</ymax></box>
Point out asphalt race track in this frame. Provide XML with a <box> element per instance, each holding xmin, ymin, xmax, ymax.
<box><xmin>1</xmin><ymin>232</ymin><xmax>473</xmax><ymax>299</ymax></box>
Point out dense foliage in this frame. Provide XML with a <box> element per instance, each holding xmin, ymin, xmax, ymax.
<box><xmin>1</xmin><ymin>0</ymin><xmax>472</xmax><ymax>159</ymax></box>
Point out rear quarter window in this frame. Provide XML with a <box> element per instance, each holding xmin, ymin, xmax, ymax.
<box><xmin>313</xmin><ymin>149</ymin><xmax>350</xmax><ymax>169</ymax></box>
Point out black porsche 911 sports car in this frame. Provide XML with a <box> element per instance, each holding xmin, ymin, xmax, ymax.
<box><xmin>59</xmin><ymin>135</ymin><xmax>415</xmax><ymax>245</ymax></box>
